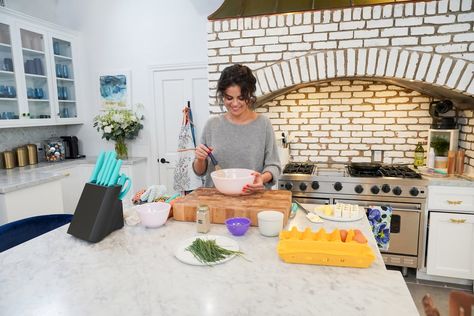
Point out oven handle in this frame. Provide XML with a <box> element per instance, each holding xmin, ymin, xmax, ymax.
<box><xmin>333</xmin><ymin>199</ymin><xmax>421</xmax><ymax>211</ymax></box>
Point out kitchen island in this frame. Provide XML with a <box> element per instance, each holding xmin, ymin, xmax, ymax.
<box><xmin>0</xmin><ymin>209</ymin><xmax>418</xmax><ymax>316</ymax></box>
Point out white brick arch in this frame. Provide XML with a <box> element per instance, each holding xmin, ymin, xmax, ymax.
<box><xmin>254</xmin><ymin>48</ymin><xmax>474</xmax><ymax>107</ymax></box>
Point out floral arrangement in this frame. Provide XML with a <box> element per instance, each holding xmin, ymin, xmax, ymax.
<box><xmin>93</xmin><ymin>107</ymin><xmax>144</xmax><ymax>158</ymax></box>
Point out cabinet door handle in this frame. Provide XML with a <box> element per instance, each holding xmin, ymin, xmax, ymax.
<box><xmin>447</xmin><ymin>200</ymin><xmax>463</xmax><ymax>205</ymax></box>
<box><xmin>449</xmin><ymin>218</ymin><xmax>467</xmax><ymax>224</ymax></box>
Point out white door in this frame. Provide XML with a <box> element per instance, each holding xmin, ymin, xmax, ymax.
<box><xmin>151</xmin><ymin>64</ymin><xmax>209</xmax><ymax>192</ymax></box>
<box><xmin>427</xmin><ymin>211</ymin><xmax>474</xmax><ymax>279</ymax></box>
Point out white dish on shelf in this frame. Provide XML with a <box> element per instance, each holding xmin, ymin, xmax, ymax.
<box><xmin>175</xmin><ymin>235</ymin><xmax>239</xmax><ymax>266</ymax></box>
<box><xmin>301</xmin><ymin>203</ymin><xmax>365</xmax><ymax>222</ymax></box>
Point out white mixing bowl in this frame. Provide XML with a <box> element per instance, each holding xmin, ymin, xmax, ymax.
<box><xmin>135</xmin><ymin>202</ymin><xmax>171</xmax><ymax>228</ymax></box>
<box><xmin>211</xmin><ymin>168</ymin><xmax>255</xmax><ymax>195</ymax></box>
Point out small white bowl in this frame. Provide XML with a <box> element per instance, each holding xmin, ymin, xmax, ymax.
<box><xmin>257</xmin><ymin>210</ymin><xmax>284</xmax><ymax>237</ymax></box>
<box><xmin>135</xmin><ymin>202</ymin><xmax>170</xmax><ymax>228</ymax></box>
<box><xmin>211</xmin><ymin>168</ymin><xmax>255</xmax><ymax>195</ymax></box>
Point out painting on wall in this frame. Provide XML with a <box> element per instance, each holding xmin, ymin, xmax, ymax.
<box><xmin>99</xmin><ymin>71</ymin><xmax>131</xmax><ymax>109</ymax></box>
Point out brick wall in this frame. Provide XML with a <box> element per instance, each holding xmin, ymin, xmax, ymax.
<box><xmin>207</xmin><ymin>0</ymin><xmax>474</xmax><ymax>172</ymax></box>
<box><xmin>255</xmin><ymin>80</ymin><xmax>474</xmax><ymax>171</ymax></box>
<box><xmin>458</xmin><ymin>109</ymin><xmax>474</xmax><ymax>170</ymax></box>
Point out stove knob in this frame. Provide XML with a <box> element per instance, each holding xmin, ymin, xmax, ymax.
<box><xmin>354</xmin><ymin>185</ymin><xmax>364</xmax><ymax>194</ymax></box>
<box><xmin>382</xmin><ymin>184</ymin><xmax>391</xmax><ymax>193</ymax></box>
<box><xmin>393</xmin><ymin>186</ymin><xmax>402</xmax><ymax>196</ymax></box>
<box><xmin>311</xmin><ymin>181</ymin><xmax>320</xmax><ymax>190</ymax></box>
<box><xmin>299</xmin><ymin>183</ymin><xmax>307</xmax><ymax>191</ymax></box>
<box><xmin>409</xmin><ymin>187</ymin><xmax>419</xmax><ymax>196</ymax></box>
<box><xmin>371</xmin><ymin>185</ymin><xmax>380</xmax><ymax>194</ymax></box>
<box><xmin>284</xmin><ymin>182</ymin><xmax>293</xmax><ymax>190</ymax></box>
<box><xmin>334</xmin><ymin>182</ymin><xmax>343</xmax><ymax>191</ymax></box>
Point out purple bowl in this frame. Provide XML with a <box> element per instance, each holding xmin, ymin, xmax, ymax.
<box><xmin>225</xmin><ymin>217</ymin><xmax>251</xmax><ymax>236</ymax></box>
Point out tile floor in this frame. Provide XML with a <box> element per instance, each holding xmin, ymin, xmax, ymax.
<box><xmin>389</xmin><ymin>267</ymin><xmax>473</xmax><ymax>315</ymax></box>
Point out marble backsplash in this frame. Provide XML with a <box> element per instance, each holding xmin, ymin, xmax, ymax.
<box><xmin>0</xmin><ymin>126</ymin><xmax>68</xmax><ymax>152</ymax></box>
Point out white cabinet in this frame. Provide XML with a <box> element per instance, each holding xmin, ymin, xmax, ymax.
<box><xmin>426</xmin><ymin>211</ymin><xmax>474</xmax><ymax>279</ymax></box>
<box><xmin>426</xmin><ymin>185</ymin><xmax>474</xmax><ymax>281</ymax></box>
<box><xmin>0</xmin><ymin>180</ymin><xmax>64</xmax><ymax>225</ymax></box>
<box><xmin>0</xmin><ymin>8</ymin><xmax>82</xmax><ymax>128</ymax></box>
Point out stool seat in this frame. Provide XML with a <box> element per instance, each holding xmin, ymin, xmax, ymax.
<box><xmin>0</xmin><ymin>214</ymin><xmax>73</xmax><ymax>252</ymax></box>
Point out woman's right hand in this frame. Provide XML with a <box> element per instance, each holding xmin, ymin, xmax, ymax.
<box><xmin>195</xmin><ymin>144</ymin><xmax>212</xmax><ymax>161</ymax></box>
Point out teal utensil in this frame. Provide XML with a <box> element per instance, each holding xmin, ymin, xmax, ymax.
<box><xmin>165</xmin><ymin>193</ymin><xmax>181</xmax><ymax>203</ymax></box>
<box><xmin>98</xmin><ymin>152</ymin><xmax>117</xmax><ymax>185</ymax></box>
<box><xmin>103</xmin><ymin>158</ymin><xmax>117</xmax><ymax>186</ymax></box>
<box><xmin>96</xmin><ymin>152</ymin><xmax>111</xmax><ymax>185</ymax></box>
<box><xmin>107</xmin><ymin>159</ymin><xmax>123</xmax><ymax>186</ymax></box>
<box><xmin>89</xmin><ymin>151</ymin><xmax>105</xmax><ymax>183</ymax></box>
<box><xmin>116</xmin><ymin>173</ymin><xmax>131</xmax><ymax>200</ymax></box>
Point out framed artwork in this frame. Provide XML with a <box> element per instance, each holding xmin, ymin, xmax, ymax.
<box><xmin>99</xmin><ymin>71</ymin><xmax>131</xmax><ymax>109</ymax></box>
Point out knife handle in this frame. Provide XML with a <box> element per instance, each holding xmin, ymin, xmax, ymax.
<box><xmin>96</xmin><ymin>152</ymin><xmax>111</xmax><ymax>185</ymax></box>
<box><xmin>100</xmin><ymin>152</ymin><xmax>117</xmax><ymax>185</ymax></box>
<box><xmin>89</xmin><ymin>151</ymin><xmax>105</xmax><ymax>183</ymax></box>
<box><xmin>107</xmin><ymin>160</ymin><xmax>123</xmax><ymax>186</ymax></box>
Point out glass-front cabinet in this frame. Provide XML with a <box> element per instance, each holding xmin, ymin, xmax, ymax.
<box><xmin>0</xmin><ymin>9</ymin><xmax>81</xmax><ymax>128</ymax></box>
<box><xmin>52</xmin><ymin>37</ymin><xmax>77</xmax><ymax>119</ymax></box>
<box><xmin>0</xmin><ymin>23</ymin><xmax>19</xmax><ymax>121</ymax></box>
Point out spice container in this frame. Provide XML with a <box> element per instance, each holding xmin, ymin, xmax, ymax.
<box><xmin>447</xmin><ymin>150</ymin><xmax>456</xmax><ymax>175</ymax></box>
<box><xmin>456</xmin><ymin>150</ymin><xmax>465</xmax><ymax>175</ymax></box>
<box><xmin>43</xmin><ymin>138</ymin><xmax>65</xmax><ymax>162</ymax></box>
<box><xmin>196</xmin><ymin>205</ymin><xmax>210</xmax><ymax>233</ymax></box>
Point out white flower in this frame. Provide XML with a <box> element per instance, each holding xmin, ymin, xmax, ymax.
<box><xmin>131</xmin><ymin>116</ymin><xmax>137</xmax><ymax>122</ymax></box>
<box><xmin>104</xmin><ymin>125</ymin><xmax>112</xmax><ymax>133</ymax></box>
<box><xmin>112</xmin><ymin>113</ymin><xmax>123</xmax><ymax>123</ymax></box>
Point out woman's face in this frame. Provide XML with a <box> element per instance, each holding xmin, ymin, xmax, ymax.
<box><xmin>223</xmin><ymin>85</ymin><xmax>250</xmax><ymax>117</ymax></box>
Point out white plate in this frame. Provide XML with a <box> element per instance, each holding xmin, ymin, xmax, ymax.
<box><xmin>302</xmin><ymin>204</ymin><xmax>365</xmax><ymax>222</ymax></box>
<box><xmin>175</xmin><ymin>235</ymin><xmax>239</xmax><ymax>266</ymax></box>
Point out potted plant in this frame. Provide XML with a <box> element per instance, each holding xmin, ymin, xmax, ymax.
<box><xmin>430</xmin><ymin>136</ymin><xmax>450</xmax><ymax>168</ymax></box>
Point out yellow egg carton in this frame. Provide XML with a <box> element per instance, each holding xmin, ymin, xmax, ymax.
<box><xmin>277</xmin><ymin>227</ymin><xmax>376</xmax><ymax>268</ymax></box>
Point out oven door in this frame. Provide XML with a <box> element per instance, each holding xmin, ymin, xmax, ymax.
<box><xmin>293</xmin><ymin>196</ymin><xmax>330</xmax><ymax>206</ymax></box>
<box><xmin>334</xmin><ymin>199</ymin><xmax>421</xmax><ymax>256</ymax></box>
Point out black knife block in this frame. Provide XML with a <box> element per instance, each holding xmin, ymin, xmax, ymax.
<box><xmin>67</xmin><ymin>183</ymin><xmax>124</xmax><ymax>243</ymax></box>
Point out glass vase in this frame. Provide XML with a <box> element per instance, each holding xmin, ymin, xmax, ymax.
<box><xmin>115</xmin><ymin>138</ymin><xmax>128</xmax><ymax>159</ymax></box>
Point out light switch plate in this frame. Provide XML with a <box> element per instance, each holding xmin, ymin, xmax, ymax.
<box><xmin>372</xmin><ymin>150</ymin><xmax>383</xmax><ymax>163</ymax></box>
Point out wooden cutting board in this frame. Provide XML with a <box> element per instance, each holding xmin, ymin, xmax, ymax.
<box><xmin>172</xmin><ymin>188</ymin><xmax>292</xmax><ymax>226</ymax></box>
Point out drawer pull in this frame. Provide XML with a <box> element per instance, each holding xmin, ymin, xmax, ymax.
<box><xmin>447</xmin><ymin>200</ymin><xmax>463</xmax><ymax>205</ymax></box>
<box><xmin>449</xmin><ymin>218</ymin><xmax>467</xmax><ymax>224</ymax></box>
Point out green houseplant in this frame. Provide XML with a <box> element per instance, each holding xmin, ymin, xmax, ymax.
<box><xmin>430</xmin><ymin>136</ymin><xmax>450</xmax><ymax>169</ymax></box>
<box><xmin>430</xmin><ymin>136</ymin><xmax>449</xmax><ymax>156</ymax></box>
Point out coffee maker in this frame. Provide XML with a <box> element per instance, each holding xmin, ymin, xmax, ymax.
<box><xmin>429</xmin><ymin>100</ymin><xmax>458</xmax><ymax>129</ymax></box>
<box><xmin>61</xmin><ymin>136</ymin><xmax>85</xmax><ymax>159</ymax></box>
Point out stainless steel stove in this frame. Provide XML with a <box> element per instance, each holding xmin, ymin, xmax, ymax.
<box><xmin>278</xmin><ymin>162</ymin><xmax>428</xmax><ymax>272</ymax></box>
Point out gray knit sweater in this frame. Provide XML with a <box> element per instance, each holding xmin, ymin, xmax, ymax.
<box><xmin>197</xmin><ymin>114</ymin><xmax>281</xmax><ymax>188</ymax></box>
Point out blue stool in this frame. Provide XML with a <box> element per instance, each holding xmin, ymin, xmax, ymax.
<box><xmin>0</xmin><ymin>214</ymin><xmax>73</xmax><ymax>252</ymax></box>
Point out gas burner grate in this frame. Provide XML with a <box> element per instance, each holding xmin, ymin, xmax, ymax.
<box><xmin>283</xmin><ymin>163</ymin><xmax>315</xmax><ymax>175</ymax></box>
<box><xmin>347</xmin><ymin>166</ymin><xmax>382</xmax><ymax>177</ymax></box>
<box><xmin>378</xmin><ymin>166</ymin><xmax>422</xmax><ymax>179</ymax></box>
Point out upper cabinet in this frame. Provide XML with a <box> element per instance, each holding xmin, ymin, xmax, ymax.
<box><xmin>0</xmin><ymin>9</ymin><xmax>82</xmax><ymax>128</ymax></box>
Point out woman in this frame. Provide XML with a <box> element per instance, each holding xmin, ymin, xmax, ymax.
<box><xmin>193</xmin><ymin>64</ymin><xmax>281</xmax><ymax>194</ymax></box>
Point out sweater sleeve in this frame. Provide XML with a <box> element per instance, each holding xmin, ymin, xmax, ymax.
<box><xmin>262</xmin><ymin>117</ymin><xmax>281</xmax><ymax>187</ymax></box>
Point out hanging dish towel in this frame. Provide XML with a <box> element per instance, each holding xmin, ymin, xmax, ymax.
<box><xmin>173</xmin><ymin>106</ymin><xmax>202</xmax><ymax>192</ymax></box>
<box><xmin>367</xmin><ymin>205</ymin><xmax>393</xmax><ymax>251</ymax></box>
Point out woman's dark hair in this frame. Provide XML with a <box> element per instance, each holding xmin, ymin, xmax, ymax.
<box><xmin>217</xmin><ymin>64</ymin><xmax>257</xmax><ymax>107</ymax></box>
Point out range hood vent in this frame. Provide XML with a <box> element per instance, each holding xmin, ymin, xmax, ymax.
<box><xmin>209</xmin><ymin>0</ymin><xmax>417</xmax><ymax>20</ymax></box>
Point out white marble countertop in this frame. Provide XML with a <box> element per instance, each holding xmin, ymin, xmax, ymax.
<box><xmin>0</xmin><ymin>157</ymin><xmax>147</xmax><ymax>193</ymax></box>
<box><xmin>0</xmin><ymin>210</ymin><xmax>418</xmax><ymax>316</ymax></box>
<box><xmin>422</xmin><ymin>174</ymin><xmax>474</xmax><ymax>187</ymax></box>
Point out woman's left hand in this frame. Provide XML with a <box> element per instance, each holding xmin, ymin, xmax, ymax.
<box><xmin>241</xmin><ymin>172</ymin><xmax>265</xmax><ymax>195</ymax></box>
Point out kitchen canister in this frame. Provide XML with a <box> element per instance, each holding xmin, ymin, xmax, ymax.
<box><xmin>26</xmin><ymin>144</ymin><xmax>38</xmax><ymax>165</ymax></box>
<box><xmin>16</xmin><ymin>146</ymin><xmax>29</xmax><ymax>167</ymax></box>
<box><xmin>3</xmin><ymin>151</ymin><xmax>16</xmax><ymax>169</ymax></box>
<box><xmin>43</xmin><ymin>138</ymin><xmax>65</xmax><ymax>162</ymax></box>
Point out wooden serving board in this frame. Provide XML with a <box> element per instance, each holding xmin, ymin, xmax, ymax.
<box><xmin>172</xmin><ymin>188</ymin><xmax>292</xmax><ymax>226</ymax></box>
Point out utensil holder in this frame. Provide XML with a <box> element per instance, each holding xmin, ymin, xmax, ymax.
<box><xmin>67</xmin><ymin>183</ymin><xmax>124</xmax><ymax>243</ymax></box>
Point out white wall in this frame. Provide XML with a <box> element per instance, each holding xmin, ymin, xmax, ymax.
<box><xmin>8</xmin><ymin>0</ymin><xmax>222</xmax><ymax>185</ymax></box>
